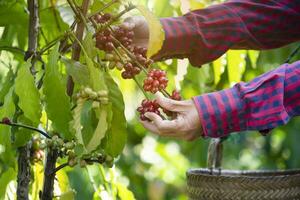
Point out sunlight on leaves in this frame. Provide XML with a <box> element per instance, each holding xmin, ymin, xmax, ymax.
<box><xmin>136</xmin><ymin>5</ymin><xmax>165</xmax><ymax>58</ymax></box>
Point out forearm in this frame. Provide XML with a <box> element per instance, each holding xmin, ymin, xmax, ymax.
<box><xmin>155</xmin><ymin>0</ymin><xmax>300</xmax><ymax>66</ymax></box>
<box><xmin>193</xmin><ymin>61</ymin><xmax>300</xmax><ymax>138</ymax></box>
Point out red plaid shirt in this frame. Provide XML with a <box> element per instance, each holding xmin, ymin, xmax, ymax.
<box><xmin>156</xmin><ymin>0</ymin><xmax>300</xmax><ymax>138</ymax></box>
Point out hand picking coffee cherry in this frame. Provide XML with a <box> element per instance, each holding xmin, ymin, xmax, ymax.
<box><xmin>1</xmin><ymin>117</ymin><xmax>11</xmax><ymax>125</ymax></box>
<box><xmin>143</xmin><ymin>69</ymin><xmax>168</xmax><ymax>93</ymax></box>
<box><xmin>137</xmin><ymin>99</ymin><xmax>161</xmax><ymax>121</ymax></box>
<box><xmin>163</xmin><ymin>90</ymin><xmax>182</xmax><ymax>116</ymax></box>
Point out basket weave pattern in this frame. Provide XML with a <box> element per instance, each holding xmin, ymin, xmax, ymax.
<box><xmin>187</xmin><ymin>169</ymin><xmax>300</xmax><ymax>200</ymax></box>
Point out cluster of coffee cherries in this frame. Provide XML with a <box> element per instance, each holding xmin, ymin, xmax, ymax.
<box><xmin>94</xmin><ymin>13</ymin><xmax>154</xmax><ymax>80</ymax></box>
<box><xmin>143</xmin><ymin>69</ymin><xmax>168</xmax><ymax>93</ymax></box>
<box><xmin>40</xmin><ymin>135</ymin><xmax>71</xmax><ymax>150</ymax></box>
<box><xmin>95</xmin><ymin>12</ymin><xmax>134</xmax><ymax>52</ymax></box>
<box><xmin>137</xmin><ymin>90</ymin><xmax>182</xmax><ymax>120</ymax></box>
<box><xmin>137</xmin><ymin>99</ymin><xmax>161</xmax><ymax>121</ymax></box>
<box><xmin>76</xmin><ymin>87</ymin><xmax>109</xmax><ymax>105</ymax></box>
<box><xmin>31</xmin><ymin>137</ymin><xmax>44</xmax><ymax>163</ymax></box>
<box><xmin>121</xmin><ymin>47</ymin><xmax>153</xmax><ymax>79</ymax></box>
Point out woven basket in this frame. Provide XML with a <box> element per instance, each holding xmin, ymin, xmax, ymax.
<box><xmin>186</xmin><ymin>168</ymin><xmax>300</xmax><ymax>200</ymax></box>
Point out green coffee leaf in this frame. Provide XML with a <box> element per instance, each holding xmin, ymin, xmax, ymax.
<box><xmin>86</xmin><ymin>106</ymin><xmax>108</xmax><ymax>153</ymax></box>
<box><xmin>13</xmin><ymin>115</ymin><xmax>34</xmax><ymax>148</ymax></box>
<box><xmin>73</xmin><ymin>98</ymin><xmax>86</xmax><ymax>147</ymax></box>
<box><xmin>15</xmin><ymin>61</ymin><xmax>41</xmax><ymax>125</ymax></box>
<box><xmin>0</xmin><ymin>86</ymin><xmax>16</xmax><ymax>166</ymax></box>
<box><xmin>136</xmin><ymin>5</ymin><xmax>165</xmax><ymax>58</ymax></box>
<box><xmin>43</xmin><ymin>43</ymin><xmax>73</xmax><ymax>140</ymax></box>
<box><xmin>0</xmin><ymin>69</ymin><xmax>15</xmax><ymax>105</ymax></box>
<box><xmin>103</xmin><ymin>73</ymin><xmax>127</xmax><ymax>157</ymax></box>
<box><xmin>117</xmin><ymin>183</ymin><xmax>136</xmax><ymax>200</ymax></box>
<box><xmin>61</xmin><ymin>57</ymin><xmax>90</xmax><ymax>86</ymax></box>
<box><xmin>82</xmin><ymin>33</ymin><xmax>107</xmax><ymax>92</ymax></box>
<box><xmin>59</xmin><ymin>190</ymin><xmax>75</xmax><ymax>200</ymax></box>
<box><xmin>0</xmin><ymin>168</ymin><xmax>16</xmax><ymax>199</ymax></box>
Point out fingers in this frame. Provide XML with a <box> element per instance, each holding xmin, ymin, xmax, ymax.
<box><xmin>140</xmin><ymin>112</ymin><xmax>178</xmax><ymax>134</ymax></box>
<box><xmin>155</xmin><ymin>92</ymin><xmax>182</xmax><ymax>112</ymax></box>
<box><xmin>141</xmin><ymin>118</ymin><xmax>197</xmax><ymax>141</ymax></box>
<box><xmin>123</xmin><ymin>16</ymin><xmax>145</xmax><ymax>29</ymax></box>
<box><xmin>144</xmin><ymin>112</ymin><xmax>179</xmax><ymax>132</ymax></box>
<box><xmin>122</xmin><ymin>18</ymin><xmax>135</xmax><ymax>30</ymax></box>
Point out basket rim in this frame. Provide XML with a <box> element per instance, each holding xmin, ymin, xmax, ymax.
<box><xmin>187</xmin><ymin>168</ymin><xmax>300</xmax><ymax>178</ymax></box>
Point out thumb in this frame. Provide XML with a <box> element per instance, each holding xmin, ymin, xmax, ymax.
<box><xmin>144</xmin><ymin>112</ymin><xmax>162</xmax><ymax>124</ymax></box>
<box><xmin>155</xmin><ymin>92</ymin><xmax>179</xmax><ymax>112</ymax></box>
<box><xmin>121</xmin><ymin>18</ymin><xmax>135</xmax><ymax>30</ymax></box>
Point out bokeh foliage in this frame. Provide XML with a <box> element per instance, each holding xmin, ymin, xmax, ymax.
<box><xmin>0</xmin><ymin>0</ymin><xmax>299</xmax><ymax>199</ymax></box>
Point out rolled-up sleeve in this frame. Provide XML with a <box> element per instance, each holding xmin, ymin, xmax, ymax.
<box><xmin>193</xmin><ymin>61</ymin><xmax>300</xmax><ymax>138</ymax></box>
<box><xmin>155</xmin><ymin>0</ymin><xmax>300</xmax><ymax>66</ymax></box>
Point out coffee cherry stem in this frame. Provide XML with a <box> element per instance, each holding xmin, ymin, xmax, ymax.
<box><xmin>96</xmin><ymin>4</ymin><xmax>136</xmax><ymax>33</ymax></box>
<box><xmin>110</xmin><ymin>35</ymin><xmax>148</xmax><ymax>74</ymax></box>
<box><xmin>113</xmin><ymin>47</ymin><xmax>125</xmax><ymax>64</ymax></box>
<box><xmin>66</xmin><ymin>0</ymin><xmax>82</xmax><ymax>20</ymax></box>
<box><xmin>48</xmin><ymin>162</ymin><xmax>69</xmax><ymax>176</ymax></box>
<box><xmin>133</xmin><ymin>77</ymin><xmax>150</xmax><ymax>99</ymax></box>
<box><xmin>88</xmin><ymin>0</ymin><xmax>119</xmax><ymax>19</ymax></box>
<box><xmin>0</xmin><ymin>121</ymin><xmax>51</xmax><ymax>139</ymax></box>
<box><xmin>161</xmin><ymin>89</ymin><xmax>171</xmax><ymax>98</ymax></box>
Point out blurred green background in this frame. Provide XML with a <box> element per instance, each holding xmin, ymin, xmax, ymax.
<box><xmin>0</xmin><ymin>0</ymin><xmax>300</xmax><ymax>199</ymax></box>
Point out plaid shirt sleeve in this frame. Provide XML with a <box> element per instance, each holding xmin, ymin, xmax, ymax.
<box><xmin>193</xmin><ymin>61</ymin><xmax>300</xmax><ymax>138</ymax></box>
<box><xmin>154</xmin><ymin>0</ymin><xmax>300</xmax><ymax>66</ymax></box>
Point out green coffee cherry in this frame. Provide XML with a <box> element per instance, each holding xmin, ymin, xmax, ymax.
<box><xmin>46</xmin><ymin>139</ymin><xmax>53</xmax><ymax>147</ymax></box>
<box><xmin>68</xmin><ymin>151</ymin><xmax>76</xmax><ymax>159</ymax></box>
<box><xmin>116</xmin><ymin>62</ymin><xmax>123</xmax><ymax>70</ymax></box>
<box><xmin>92</xmin><ymin>102</ymin><xmax>100</xmax><ymax>108</ymax></box>
<box><xmin>105</xmin><ymin>53</ymin><xmax>115</xmax><ymax>61</ymax></box>
<box><xmin>39</xmin><ymin>143</ymin><xmax>47</xmax><ymax>150</ymax></box>
<box><xmin>99</xmin><ymin>97</ymin><xmax>109</xmax><ymax>105</ymax></box>
<box><xmin>80</xmin><ymin>160</ymin><xmax>87</xmax><ymax>168</ymax></box>
<box><xmin>68</xmin><ymin>159</ymin><xmax>77</xmax><ymax>167</ymax></box>
<box><xmin>84</xmin><ymin>87</ymin><xmax>93</xmax><ymax>95</ymax></box>
<box><xmin>65</xmin><ymin>142</ymin><xmax>75</xmax><ymax>150</ymax></box>
<box><xmin>52</xmin><ymin>135</ymin><xmax>59</xmax><ymax>141</ymax></box>
<box><xmin>97</xmin><ymin>90</ymin><xmax>108</xmax><ymax>97</ymax></box>
<box><xmin>90</xmin><ymin>92</ymin><xmax>98</xmax><ymax>99</ymax></box>
<box><xmin>108</xmin><ymin>61</ymin><xmax>116</xmax><ymax>69</ymax></box>
<box><xmin>57</xmin><ymin>138</ymin><xmax>64</xmax><ymax>147</ymax></box>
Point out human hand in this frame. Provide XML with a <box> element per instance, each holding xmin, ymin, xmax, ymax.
<box><xmin>140</xmin><ymin>93</ymin><xmax>202</xmax><ymax>141</ymax></box>
<box><xmin>122</xmin><ymin>16</ymin><xmax>149</xmax><ymax>48</ymax></box>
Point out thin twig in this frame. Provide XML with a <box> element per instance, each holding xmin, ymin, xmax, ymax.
<box><xmin>96</xmin><ymin>4</ymin><xmax>135</xmax><ymax>33</ymax></box>
<box><xmin>17</xmin><ymin>1</ymin><xmax>40</xmax><ymax>199</ymax></box>
<box><xmin>110</xmin><ymin>36</ymin><xmax>148</xmax><ymax>74</ymax></box>
<box><xmin>88</xmin><ymin>0</ymin><xmax>119</xmax><ymax>18</ymax></box>
<box><xmin>161</xmin><ymin>89</ymin><xmax>171</xmax><ymax>98</ymax></box>
<box><xmin>133</xmin><ymin>77</ymin><xmax>149</xmax><ymax>99</ymax></box>
<box><xmin>0</xmin><ymin>122</ymin><xmax>51</xmax><ymax>139</ymax></box>
<box><xmin>0</xmin><ymin>46</ymin><xmax>25</xmax><ymax>55</ymax></box>
<box><xmin>39</xmin><ymin>33</ymin><xmax>69</xmax><ymax>54</ymax></box>
<box><xmin>67</xmin><ymin>0</ymin><xmax>90</xmax><ymax>96</ymax></box>
<box><xmin>48</xmin><ymin>162</ymin><xmax>69</xmax><ymax>176</ymax></box>
<box><xmin>41</xmin><ymin>148</ymin><xmax>59</xmax><ymax>200</ymax></box>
